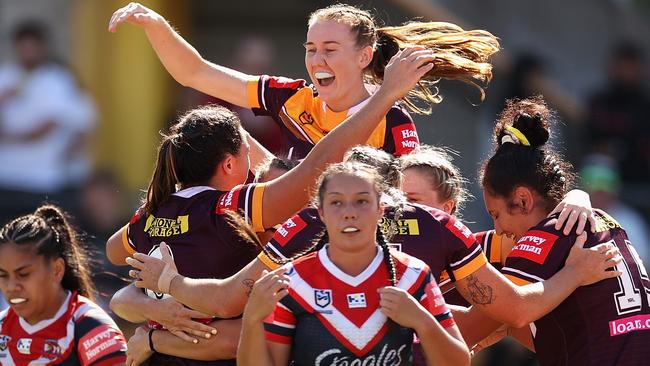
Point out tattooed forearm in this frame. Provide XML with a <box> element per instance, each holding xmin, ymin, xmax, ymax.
<box><xmin>465</xmin><ymin>274</ymin><xmax>494</xmax><ymax>305</ymax></box>
<box><xmin>242</xmin><ymin>279</ymin><xmax>255</xmax><ymax>296</ymax></box>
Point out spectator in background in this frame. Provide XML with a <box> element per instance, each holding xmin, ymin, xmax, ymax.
<box><xmin>585</xmin><ymin>41</ymin><xmax>650</xmax><ymax>185</ymax></box>
<box><xmin>0</xmin><ymin>20</ymin><xmax>96</xmax><ymax>224</ymax></box>
<box><xmin>581</xmin><ymin>154</ymin><xmax>650</xmax><ymax>264</ymax></box>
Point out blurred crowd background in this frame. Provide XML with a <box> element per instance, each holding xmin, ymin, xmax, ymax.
<box><xmin>1</xmin><ymin>1</ymin><xmax>649</xmax><ymax>365</ymax></box>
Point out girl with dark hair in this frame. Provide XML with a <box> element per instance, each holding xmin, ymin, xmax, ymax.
<box><xmin>108</xmin><ymin>2</ymin><xmax>500</xmax><ymax>159</ymax></box>
<box><xmin>472</xmin><ymin>96</ymin><xmax>650</xmax><ymax>365</ymax></box>
<box><xmin>238</xmin><ymin>162</ymin><xmax>470</xmax><ymax>366</ymax></box>
<box><xmin>106</xmin><ymin>43</ymin><xmax>433</xmax><ymax>365</ymax></box>
<box><xmin>0</xmin><ymin>204</ymin><xmax>127</xmax><ymax>365</ymax></box>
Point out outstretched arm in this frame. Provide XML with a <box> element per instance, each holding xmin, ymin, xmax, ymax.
<box><xmin>455</xmin><ymin>233</ymin><xmax>621</xmax><ymax>328</ymax></box>
<box><xmin>127</xmin><ymin>242</ymin><xmax>268</xmax><ymax>317</ymax></box>
<box><xmin>109</xmin><ymin>284</ymin><xmax>217</xmax><ymax>342</ymax></box>
<box><xmin>108</xmin><ymin>2</ymin><xmax>254</xmax><ymax>107</ymax></box>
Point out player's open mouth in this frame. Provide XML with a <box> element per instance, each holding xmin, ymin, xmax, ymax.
<box><xmin>315</xmin><ymin>71</ymin><xmax>335</xmax><ymax>87</ymax></box>
<box><xmin>9</xmin><ymin>298</ymin><xmax>27</xmax><ymax>305</ymax></box>
<box><xmin>342</xmin><ymin>226</ymin><xmax>359</xmax><ymax>233</ymax></box>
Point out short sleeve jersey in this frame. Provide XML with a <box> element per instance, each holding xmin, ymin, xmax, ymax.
<box><xmin>501</xmin><ymin>210</ymin><xmax>650</xmax><ymax>366</ymax></box>
<box><xmin>442</xmin><ymin>230</ymin><xmax>504</xmax><ymax>306</ymax></box>
<box><xmin>259</xmin><ymin>203</ymin><xmax>487</xmax><ymax>284</ymax></box>
<box><xmin>122</xmin><ymin>185</ymin><xmax>265</xmax><ymax>366</ymax></box>
<box><xmin>0</xmin><ymin>292</ymin><xmax>126</xmax><ymax>365</ymax></box>
<box><xmin>246</xmin><ymin>75</ymin><xmax>420</xmax><ymax>159</ymax></box>
<box><xmin>123</xmin><ymin>185</ymin><xmax>264</xmax><ymax>280</ymax></box>
<box><xmin>264</xmin><ymin>246</ymin><xmax>454</xmax><ymax>365</ymax></box>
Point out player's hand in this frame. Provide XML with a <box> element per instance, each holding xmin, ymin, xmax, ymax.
<box><xmin>149</xmin><ymin>297</ymin><xmax>217</xmax><ymax>343</ymax></box>
<box><xmin>551</xmin><ymin>189</ymin><xmax>597</xmax><ymax>235</ymax></box>
<box><xmin>126</xmin><ymin>326</ymin><xmax>154</xmax><ymax>366</ymax></box>
<box><xmin>108</xmin><ymin>2</ymin><xmax>165</xmax><ymax>33</ymax></box>
<box><xmin>243</xmin><ymin>267</ymin><xmax>290</xmax><ymax>324</ymax></box>
<box><xmin>378</xmin><ymin>286</ymin><xmax>428</xmax><ymax>330</ymax></box>
<box><xmin>127</xmin><ymin>242</ymin><xmax>178</xmax><ymax>294</ymax></box>
<box><xmin>379</xmin><ymin>46</ymin><xmax>436</xmax><ymax>101</ymax></box>
<box><xmin>565</xmin><ymin>232</ymin><xmax>623</xmax><ymax>286</ymax></box>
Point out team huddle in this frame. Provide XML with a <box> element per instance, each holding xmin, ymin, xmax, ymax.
<box><xmin>0</xmin><ymin>2</ymin><xmax>648</xmax><ymax>366</ymax></box>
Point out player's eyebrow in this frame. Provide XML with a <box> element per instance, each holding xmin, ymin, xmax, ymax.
<box><xmin>303</xmin><ymin>41</ymin><xmax>341</xmax><ymax>47</ymax></box>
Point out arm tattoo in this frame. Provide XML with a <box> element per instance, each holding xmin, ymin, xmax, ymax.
<box><xmin>242</xmin><ymin>279</ymin><xmax>255</xmax><ymax>296</ymax></box>
<box><xmin>465</xmin><ymin>274</ymin><xmax>494</xmax><ymax>305</ymax></box>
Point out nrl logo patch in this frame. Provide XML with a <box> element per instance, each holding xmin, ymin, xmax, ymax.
<box><xmin>0</xmin><ymin>335</ymin><xmax>10</xmax><ymax>351</ymax></box>
<box><xmin>314</xmin><ymin>289</ymin><xmax>332</xmax><ymax>308</ymax></box>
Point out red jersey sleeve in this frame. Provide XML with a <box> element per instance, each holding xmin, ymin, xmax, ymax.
<box><xmin>75</xmin><ymin>308</ymin><xmax>127</xmax><ymax>366</ymax></box>
<box><xmin>263</xmin><ymin>301</ymin><xmax>296</xmax><ymax>344</ymax></box>
<box><xmin>419</xmin><ymin>270</ymin><xmax>455</xmax><ymax>328</ymax></box>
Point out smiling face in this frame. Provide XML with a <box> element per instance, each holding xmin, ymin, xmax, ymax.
<box><xmin>305</xmin><ymin>20</ymin><xmax>373</xmax><ymax>111</ymax></box>
<box><xmin>318</xmin><ymin>172</ymin><xmax>383</xmax><ymax>253</ymax></box>
<box><xmin>483</xmin><ymin>190</ymin><xmax>530</xmax><ymax>240</ymax></box>
<box><xmin>0</xmin><ymin>242</ymin><xmax>64</xmax><ymax>324</ymax></box>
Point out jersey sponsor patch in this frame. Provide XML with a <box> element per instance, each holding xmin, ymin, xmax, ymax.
<box><xmin>347</xmin><ymin>293</ymin><xmax>367</xmax><ymax>309</ymax></box>
<box><xmin>216</xmin><ymin>187</ymin><xmax>241</xmax><ymax>214</ymax></box>
<box><xmin>274</xmin><ymin>216</ymin><xmax>308</xmax><ymax>247</ymax></box>
<box><xmin>17</xmin><ymin>338</ymin><xmax>31</xmax><ymax>354</ymax></box>
<box><xmin>78</xmin><ymin>324</ymin><xmax>125</xmax><ymax>365</ymax></box>
<box><xmin>143</xmin><ymin>215</ymin><xmax>189</xmax><ymax>237</ymax></box>
<box><xmin>509</xmin><ymin>230</ymin><xmax>559</xmax><ymax>265</ymax></box>
<box><xmin>391</xmin><ymin>125</ymin><xmax>419</xmax><ymax>155</ymax></box>
<box><xmin>609</xmin><ymin>314</ymin><xmax>650</xmax><ymax>336</ymax></box>
<box><xmin>444</xmin><ymin>216</ymin><xmax>475</xmax><ymax>248</ymax></box>
<box><xmin>0</xmin><ymin>335</ymin><xmax>9</xmax><ymax>351</ymax></box>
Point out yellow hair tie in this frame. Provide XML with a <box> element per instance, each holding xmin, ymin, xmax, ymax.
<box><xmin>505</xmin><ymin>126</ymin><xmax>530</xmax><ymax>146</ymax></box>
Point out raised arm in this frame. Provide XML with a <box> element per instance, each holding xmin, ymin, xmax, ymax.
<box><xmin>108</xmin><ymin>2</ymin><xmax>254</xmax><ymax>107</ymax></box>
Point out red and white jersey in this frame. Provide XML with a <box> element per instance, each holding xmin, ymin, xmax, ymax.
<box><xmin>0</xmin><ymin>292</ymin><xmax>126</xmax><ymax>366</ymax></box>
<box><xmin>264</xmin><ymin>246</ymin><xmax>454</xmax><ymax>365</ymax></box>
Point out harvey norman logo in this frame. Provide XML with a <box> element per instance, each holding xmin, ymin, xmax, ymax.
<box><xmin>510</xmin><ymin>230</ymin><xmax>559</xmax><ymax>265</ymax></box>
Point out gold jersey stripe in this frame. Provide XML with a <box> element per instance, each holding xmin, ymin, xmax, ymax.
<box><xmin>452</xmin><ymin>252</ymin><xmax>488</xmax><ymax>281</ymax></box>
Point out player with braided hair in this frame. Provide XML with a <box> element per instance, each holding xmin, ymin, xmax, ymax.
<box><xmin>0</xmin><ymin>204</ymin><xmax>127</xmax><ymax>365</ymax></box>
<box><xmin>239</xmin><ymin>161</ymin><xmax>469</xmax><ymax>366</ymax></box>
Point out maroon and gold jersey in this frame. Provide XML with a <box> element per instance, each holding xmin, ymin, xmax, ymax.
<box><xmin>442</xmin><ymin>230</ymin><xmax>505</xmax><ymax>306</ymax></box>
<box><xmin>246</xmin><ymin>75</ymin><xmax>420</xmax><ymax>158</ymax></box>
<box><xmin>123</xmin><ymin>185</ymin><xmax>265</xmax><ymax>366</ymax></box>
<box><xmin>259</xmin><ymin>202</ymin><xmax>487</xmax><ymax>284</ymax></box>
<box><xmin>502</xmin><ymin>210</ymin><xmax>650</xmax><ymax>366</ymax></box>
<box><xmin>0</xmin><ymin>292</ymin><xmax>126</xmax><ymax>366</ymax></box>
<box><xmin>264</xmin><ymin>246</ymin><xmax>454</xmax><ymax>365</ymax></box>
<box><xmin>123</xmin><ymin>185</ymin><xmax>264</xmax><ymax>280</ymax></box>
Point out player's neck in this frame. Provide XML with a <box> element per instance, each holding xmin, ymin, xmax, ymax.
<box><xmin>25</xmin><ymin>287</ymin><xmax>68</xmax><ymax>325</ymax></box>
<box><xmin>325</xmin><ymin>83</ymin><xmax>371</xmax><ymax>113</ymax></box>
<box><xmin>326</xmin><ymin>243</ymin><xmax>378</xmax><ymax>277</ymax></box>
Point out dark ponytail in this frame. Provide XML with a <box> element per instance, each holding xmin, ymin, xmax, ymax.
<box><xmin>0</xmin><ymin>204</ymin><xmax>95</xmax><ymax>299</ymax></box>
<box><xmin>142</xmin><ymin>105</ymin><xmax>244</xmax><ymax>216</ymax></box>
<box><xmin>481</xmin><ymin>96</ymin><xmax>574</xmax><ymax>210</ymax></box>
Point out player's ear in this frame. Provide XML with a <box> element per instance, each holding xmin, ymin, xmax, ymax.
<box><xmin>513</xmin><ymin>186</ymin><xmax>535</xmax><ymax>214</ymax></box>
